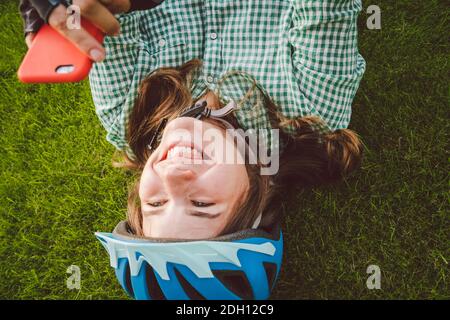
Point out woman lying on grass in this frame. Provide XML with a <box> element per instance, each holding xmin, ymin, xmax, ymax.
<box><xmin>22</xmin><ymin>0</ymin><xmax>366</xmax><ymax>240</ymax></box>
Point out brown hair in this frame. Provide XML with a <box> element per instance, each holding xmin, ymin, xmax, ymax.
<box><xmin>118</xmin><ymin>59</ymin><xmax>363</xmax><ymax>237</ymax></box>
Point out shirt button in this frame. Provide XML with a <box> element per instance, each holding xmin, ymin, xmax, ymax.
<box><xmin>158</xmin><ymin>39</ymin><xmax>166</xmax><ymax>47</ymax></box>
<box><xmin>210</xmin><ymin>32</ymin><xmax>218</xmax><ymax>40</ymax></box>
<box><xmin>207</xmin><ymin>76</ymin><xmax>214</xmax><ymax>83</ymax></box>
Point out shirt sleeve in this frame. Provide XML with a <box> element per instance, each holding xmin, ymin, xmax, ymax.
<box><xmin>288</xmin><ymin>0</ymin><xmax>366</xmax><ymax>130</ymax></box>
<box><xmin>19</xmin><ymin>0</ymin><xmax>44</xmax><ymax>36</ymax></box>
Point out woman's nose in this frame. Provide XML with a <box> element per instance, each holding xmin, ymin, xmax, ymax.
<box><xmin>162</xmin><ymin>167</ymin><xmax>196</xmax><ymax>189</ymax></box>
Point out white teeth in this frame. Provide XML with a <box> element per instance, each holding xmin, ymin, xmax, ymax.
<box><xmin>166</xmin><ymin>146</ymin><xmax>202</xmax><ymax>160</ymax></box>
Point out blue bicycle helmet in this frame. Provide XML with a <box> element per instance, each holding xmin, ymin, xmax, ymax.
<box><xmin>96</xmin><ymin>221</ymin><xmax>283</xmax><ymax>300</ymax></box>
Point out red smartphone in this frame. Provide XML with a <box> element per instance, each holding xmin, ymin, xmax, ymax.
<box><xmin>18</xmin><ymin>19</ymin><xmax>104</xmax><ymax>83</ymax></box>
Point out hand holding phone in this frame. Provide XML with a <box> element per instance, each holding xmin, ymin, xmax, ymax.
<box><xmin>18</xmin><ymin>19</ymin><xmax>104</xmax><ymax>83</ymax></box>
<box><xmin>17</xmin><ymin>0</ymin><xmax>166</xmax><ymax>83</ymax></box>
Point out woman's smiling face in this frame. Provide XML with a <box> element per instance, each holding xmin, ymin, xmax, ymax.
<box><xmin>139</xmin><ymin>117</ymin><xmax>249</xmax><ymax>239</ymax></box>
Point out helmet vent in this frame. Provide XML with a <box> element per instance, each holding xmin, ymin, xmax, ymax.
<box><xmin>212</xmin><ymin>270</ymin><xmax>254</xmax><ymax>300</ymax></box>
<box><xmin>124</xmin><ymin>262</ymin><xmax>135</xmax><ymax>298</ymax></box>
<box><xmin>263</xmin><ymin>262</ymin><xmax>278</xmax><ymax>290</ymax></box>
<box><xmin>145</xmin><ymin>264</ymin><xmax>167</xmax><ymax>300</ymax></box>
<box><xmin>174</xmin><ymin>269</ymin><xmax>206</xmax><ymax>300</ymax></box>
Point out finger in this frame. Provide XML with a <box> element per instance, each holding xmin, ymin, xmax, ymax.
<box><xmin>25</xmin><ymin>33</ymin><xmax>36</xmax><ymax>48</ymax></box>
<box><xmin>49</xmin><ymin>5</ymin><xmax>105</xmax><ymax>61</ymax></box>
<box><xmin>73</xmin><ymin>0</ymin><xmax>120</xmax><ymax>36</ymax></box>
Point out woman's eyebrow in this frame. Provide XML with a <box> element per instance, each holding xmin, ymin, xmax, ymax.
<box><xmin>188</xmin><ymin>211</ymin><xmax>222</xmax><ymax>219</ymax></box>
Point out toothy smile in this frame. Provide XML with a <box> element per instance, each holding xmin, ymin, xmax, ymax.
<box><xmin>159</xmin><ymin>141</ymin><xmax>213</xmax><ymax>163</ymax></box>
<box><xmin>167</xmin><ymin>145</ymin><xmax>203</xmax><ymax>160</ymax></box>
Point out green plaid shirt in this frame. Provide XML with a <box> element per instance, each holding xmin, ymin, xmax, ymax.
<box><xmin>89</xmin><ymin>0</ymin><xmax>366</xmax><ymax>153</ymax></box>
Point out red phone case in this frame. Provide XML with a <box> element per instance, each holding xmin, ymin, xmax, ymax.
<box><xmin>18</xmin><ymin>20</ymin><xmax>104</xmax><ymax>83</ymax></box>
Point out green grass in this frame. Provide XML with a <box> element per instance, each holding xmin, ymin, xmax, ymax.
<box><xmin>0</xmin><ymin>0</ymin><xmax>448</xmax><ymax>300</ymax></box>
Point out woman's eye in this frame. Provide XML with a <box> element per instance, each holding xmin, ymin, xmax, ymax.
<box><xmin>147</xmin><ymin>201</ymin><xmax>166</xmax><ymax>207</ymax></box>
<box><xmin>191</xmin><ymin>201</ymin><xmax>214</xmax><ymax>207</ymax></box>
